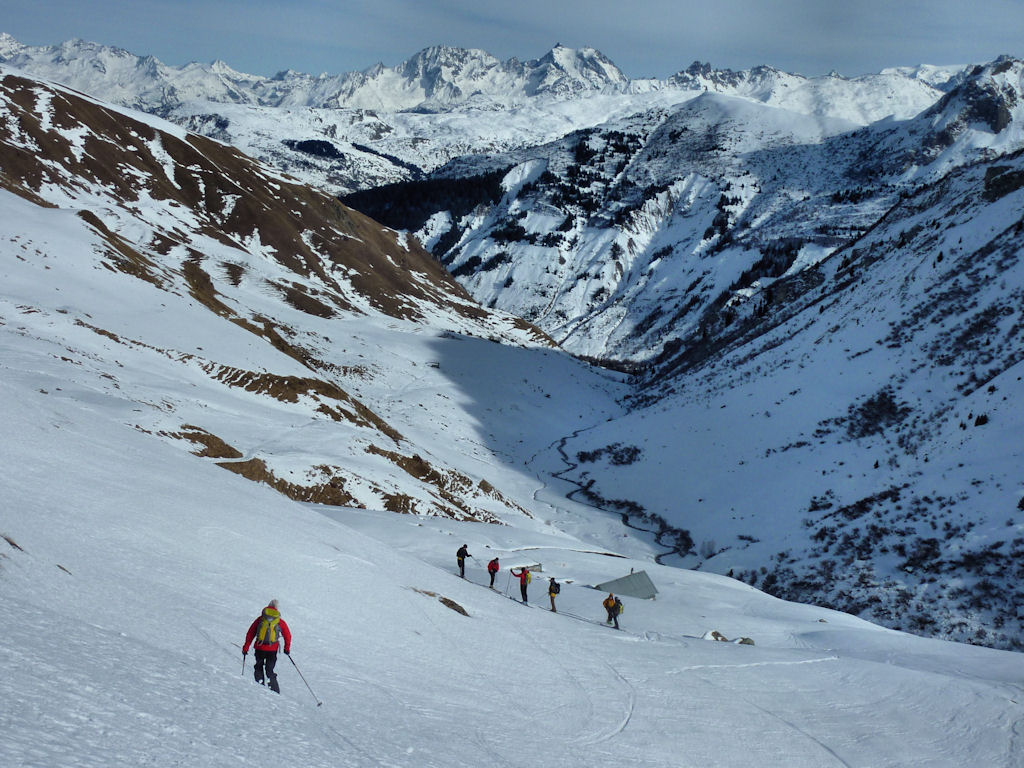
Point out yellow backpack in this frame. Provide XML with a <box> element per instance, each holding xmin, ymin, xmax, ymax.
<box><xmin>256</xmin><ymin>607</ymin><xmax>281</xmax><ymax>646</ymax></box>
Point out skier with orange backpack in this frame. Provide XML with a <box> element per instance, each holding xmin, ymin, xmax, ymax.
<box><xmin>243</xmin><ymin>599</ymin><xmax>292</xmax><ymax>693</ymax></box>
<box><xmin>603</xmin><ymin>593</ymin><xmax>623</xmax><ymax>629</ymax></box>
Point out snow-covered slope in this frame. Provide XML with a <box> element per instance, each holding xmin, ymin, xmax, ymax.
<box><xmin>553</xmin><ymin>141</ymin><xmax>1024</xmax><ymax>649</ymax></box>
<box><xmin>340</xmin><ymin>56</ymin><xmax>1024</xmax><ymax>650</ymax></box>
<box><xmin>4</xmin><ymin>315</ymin><xmax>1024</xmax><ymax>767</ymax></box>
<box><xmin>0</xmin><ymin>66</ymin><xmax>576</xmax><ymax>526</ymax></box>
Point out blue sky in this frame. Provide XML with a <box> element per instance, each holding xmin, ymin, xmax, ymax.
<box><xmin>1</xmin><ymin>0</ymin><xmax>1020</xmax><ymax>78</ymax></box>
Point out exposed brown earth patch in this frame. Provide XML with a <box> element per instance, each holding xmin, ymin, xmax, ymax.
<box><xmin>70</xmin><ymin>317</ymin><xmax>402</xmax><ymax>443</ymax></box>
<box><xmin>269</xmin><ymin>279</ymin><xmax>338</xmax><ymax>318</ymax></box>
<box><xmin>217</xmin><ymin>458</ymin><xmax>359</xmax><ymax>506</ymax></box>
<box><xmin>221</xmin><ymin>261</ymin><xmax>246</xmax><ymax>286</ymax></box>
<box><xmin>209</xmin><ymin>365</ymin><xmax>402</xmax><ymax>441</ymax></box>
<box><xmin>365</xmin><ymin>445</ymin><xmax>503</xmax><ymax>522</ymax></box>
<box><xmin>0</xmin><ymin>72</ymin><xmax>503</xmax><ymax>328</ymax></box>
<box><xmin>410</xmin><ymin>588</ymin><xmax>469</xmax><ymax>616</ymax></box>
<box><xmin>182</xmin><ymin>254</ymin><xmax>239</xmax><ymax>320</ymax></box>
<box><xmin>382</xmin><ymin>493</ymin><xmax>419</xmax><ymax>514</ymax></box>
<box><xmin>477</xmin><ymin>479</ymin><xmax>533</xmax><ymax>519</ymax></box>
<box><xmin>166</xmin><ymin>425</ymin><xmax>243</xmax><ymax>459</ymax></box>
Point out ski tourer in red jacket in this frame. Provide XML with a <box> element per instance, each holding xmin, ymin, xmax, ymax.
<box><xmin>511</xmin><ymin>567</ymin><xmax>531</xmax><ymax>603</ymax></box>
<box><xmin>243</xmin><ymin>600</ymin><xmax>292</xmax><ymax>693</ymax></box>
<box><xmin>244</xmin><ymin>601</ymin><xmax>292</xmax><ymax>653</ymax></box>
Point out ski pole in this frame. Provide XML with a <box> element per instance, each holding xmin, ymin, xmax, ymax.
<box><xmin>504</xmin><ymin>571</ymin><xmax>512</xmax><ymax>596</ymax></box>
<box><xmin>241</xmin><ymin>652</ymin><xmax>247</xmax><ymax>676</ymax></box>
<box><xmin>287</xmin><ymin>654</ymin><xmax>323</xmax><ymax>707</ymax></box>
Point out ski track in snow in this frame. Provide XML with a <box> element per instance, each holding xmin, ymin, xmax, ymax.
<box><xmin>457</xmin><ymin>574</ymin><xmax>646</xmax><ymax>751</ymax></box>
<box><xmin>736</xmin><ymin>694</ymin><xmax>854</xmax><ymax>768</ymax></box>
<box><xmin>595</xmin><ymin>661</ymin><xmax>637</xmax><ymax>744</ymax></box>
<box><xmin>665</xmin><ymin>655</ymin><xmax>841</xmax><ymax>675</ymax></box>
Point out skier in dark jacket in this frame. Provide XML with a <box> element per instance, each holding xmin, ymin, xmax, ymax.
<box><xmin>456</xmin><ymin>544</ymin><xmax>471</xmax><ymax>578</ymax></box>
<box><xmin>603</xmin><ymin>593</ymin><xmax>618</xmax><ymax>627</ymax></box>
<box><xmin>610</xmin><ymin>596</ymin><xmax>623</xmax><ymax>629</ymax></box>
<box><xmin>243</xmin><ymin>599</ymin><xmax>292</xmax><ymax>693</ymax></box>
<box><xmin>487</xmin><ymin>557</ymin><xmax>500</xmax><ymax>588</ymax></box>
<box><xmin>548</xmin><ymin>578</ymin><xmax>560</xmax><ymax>612</ymax></box>
<box><xmin>511</xmin><ymin>567</ymin><xmax>531</xmax><ymax>603</ymax></box>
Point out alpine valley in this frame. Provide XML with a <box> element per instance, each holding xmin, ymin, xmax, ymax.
<box><xmin>2</xmin><ymin>29</ymin><xmax>1024</xmax><ymax>675</ymax></box>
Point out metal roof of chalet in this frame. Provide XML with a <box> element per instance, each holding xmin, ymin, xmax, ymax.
<box><xmin>594</xmin><ymin>570</ymin><xmax>658</xmax><ymax>599</ymax></box>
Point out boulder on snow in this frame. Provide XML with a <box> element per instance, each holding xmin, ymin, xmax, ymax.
<box><xmin>704</xmin><ymin>630</ymin><xmax>754</xmax><ymax>645</ymax></box>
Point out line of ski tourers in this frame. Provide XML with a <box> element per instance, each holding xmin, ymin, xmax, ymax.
<box><xmin>237</xmin><ymin>546</ymin><xmax>626</xmax><ymax>699</ymax></box>
<box><xmin>456</xmin><ymin>544</ymin><xmax>624</xmax><ymax>628</ymax></box>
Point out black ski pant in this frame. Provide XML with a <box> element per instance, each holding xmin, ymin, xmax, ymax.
<box><xmin>489</xmin><ymin>570</ymin><xmax>496</xmax><ymax>587</ymax></box>
<box><xmin>254</xmin><ymin>649</ymin><xmax>280</xmax><ymax>693</ymax></box>
<box><xmin>458</xmin><ymin>557</ymin><xmax>466</xmax><ymax>577</ymax></box>
<box><xmin>520</xmin><ymin>583</ymin><xmax>528</xmax><ymax>602</ymax></box>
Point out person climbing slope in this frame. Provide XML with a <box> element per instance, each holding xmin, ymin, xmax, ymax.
<box><xmin>487</xmin><ymin>557</ymin><xmax>500</xmax><ymax>588</ymax></box>
<box><xmin>548</xmin><ymin>578</ymin><xmax>560</xmax><ymax>612</ymax></box>
<box><xmin>510</xmin><ymin>566</ymin><xmax>531</xmax><ymax>603</ymax></box>
<box><xmin>611</xmin><ymin>596</ymin><xmax>624</xmax><ymax>629</ymax></box>
<box><xmin>243</xmin><ymin>599</ymin><xmax>292</xmax><ymax>693</ymax></box>
<box><xmin>603</xmin><ymin>593</ymin><xmax>617</xmax><ymax>626</ymax></box>
<box><xmin>456</xmin><ymin>544</ymin><xmax>471</xmax><ymax>578</ymax></box>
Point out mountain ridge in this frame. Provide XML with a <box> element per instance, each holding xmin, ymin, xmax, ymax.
<box><xmin>0</xmin><ymin>32</ymin><xmax>957</xmax><ymax>114</ymax></box>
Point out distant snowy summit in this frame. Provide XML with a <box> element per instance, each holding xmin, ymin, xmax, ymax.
<box><xmin>288</xmin><ymin>43</ymin><xmax>630</xmax><ymax>111</ymax></box>
<box><xmin>0</xmin><ymin>32</ymin><xmax>962</xmax><ymax>115</ymax></box>
<box><xmin>0</xmin><ymin>35</ymin><xmax>629</xmax><ymax>111</ymax></box>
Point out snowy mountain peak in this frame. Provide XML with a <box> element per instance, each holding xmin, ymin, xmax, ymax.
<box><xmin>529</xmin><ymin>43</ymin><xmax>629</xmax><ymax>92</ymax></box>
<box><xmin>0</xmin><ymin>32</ymin><xmax>957</xmax><ymax>123</ymax></box>
<box><xmin>667</xmin><ymin>60</ymin><xmax>798</xmax><ymax>96</ymax></box>
<box><xmin>924</xmin><ymin>54</ymin><xmax>1024</xmax><ymax>136</ymax></box>
<box><xmin>209</xmin><ymin>59</ymin><xmax>238</xmax><ymax>75</ymax></box>
<box><xmin>393</xmin><ymin>45</ymin><xmax>505</xmax><ymax>104</ymax></box>
<box><xmin>0</xmin><ymin>31</ymin><xmax>21</xmax><ymax>57</ymax></box>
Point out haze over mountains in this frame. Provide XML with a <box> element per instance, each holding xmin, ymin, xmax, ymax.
<box><xmin>2</xmin><ymin>31</ymin><xmax>1024</xmax><ymax>662</ymax></box>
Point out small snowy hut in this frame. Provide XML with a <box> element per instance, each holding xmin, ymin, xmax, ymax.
<box><xmin>594</xmin><ymin>570</ymin><xmax>658</xmax><ymax>600</ymax></box>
